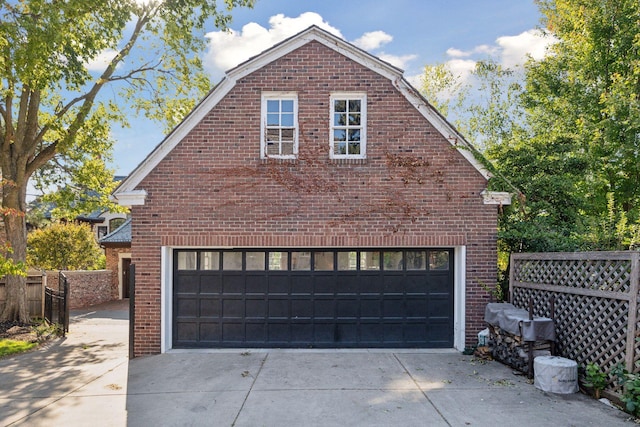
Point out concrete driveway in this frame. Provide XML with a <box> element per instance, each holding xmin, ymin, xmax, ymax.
<box><xmin>0</xmin><ymin>300</ymin><xmax>634</xmax><ymax>427</ymax></box>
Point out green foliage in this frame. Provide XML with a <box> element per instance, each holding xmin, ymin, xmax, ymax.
<box><xmin>613</xmin><ymin>364</ymin><xmax>640</xmax><ymax>416</ymax></box>
<box><xmin>527</xmin><ymin>0</ymin><xmax>640</xmax><ymax>229</ymax></box>
<box><xmin>33</xmin><ymin>321</ymin><xmax>63</xmax><ymax>340</ymax></box>
<box><xmin>0</xmin><ymin>0</ymin><xmax>254</xmax><ymax>320</ymax></box>
<box><xmin>419</xmin><ymin>0</ymin><xmax>640</xmax><ymax>263</ymax></box>
<box><xmin>0</xmin><ymin>339</ymin><xmax>37</xmax><ymax>358</ymax></box>
<box><xmin>27</xmin><ymin>222</ymin><xmax>104</xmax><ymax>271</ymax></box>
<box><xmin>582</xmin><ymin>363</ymin><xmax>608</xmax><ymax>394</ymax></box>
<box><xmin>0</xmin><ymin>245</ymin><xmax>26</xmax><ymax>278</ymax></box>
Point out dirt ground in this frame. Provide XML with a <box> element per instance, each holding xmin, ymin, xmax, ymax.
<box><xmin>1</xmin><ymin>321</ymin><xmax>45</xmax><ymax>343</ymax></box>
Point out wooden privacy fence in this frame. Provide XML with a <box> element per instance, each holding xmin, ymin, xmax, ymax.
<box><xmin>510</xmin><ymin>251</ymin><xmax>640</xmax><ymax>377</ymax></box>
<box><xmin>0</xmin><ymin>273</ymin><xmax>46</xmax><ymax>317</ymax></box>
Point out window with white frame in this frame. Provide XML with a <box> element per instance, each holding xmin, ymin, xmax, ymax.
<box><xmin>261</xmin><ymin>92</ymin><xmax>298</xmax><ymax>159</ymax></box>
<box><xmin>330</xmin><ymin>93</ymin><xmax>366</xmax><ymax>159</ymax></box>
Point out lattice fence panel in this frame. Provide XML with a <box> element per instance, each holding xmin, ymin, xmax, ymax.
<box><xmin>513</xmin><ymin>258</ymin><xmax>632</xmax><ymax>293</ymax></box>
<box><xmin>510</xmin><ymin>252</ymin><xmax>640</xmax><ymax>391</ymax></box>
<box><xmin>512</xmin><ymin>287</ymin><xmax>628</xmax><ymax>374</ymax></box>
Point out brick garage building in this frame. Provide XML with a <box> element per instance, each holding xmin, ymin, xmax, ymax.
<box><xmin>113</xmin><ymin>26</ymin><xmax>510</xmax><ymax>356</ymax></box>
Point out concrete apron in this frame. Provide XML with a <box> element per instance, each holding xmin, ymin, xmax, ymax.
<box><xmin>0</xmin><ymin>303</ymin><xmax>634</xmax><ymax>427</ymax></box>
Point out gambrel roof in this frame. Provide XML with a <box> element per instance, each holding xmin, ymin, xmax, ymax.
<box><xmin>113</xmin><ymin>25</ymin><xmax>502</xmax><ymax>206</ymax></box>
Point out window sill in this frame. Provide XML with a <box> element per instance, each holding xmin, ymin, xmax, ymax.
<box><xmin>329</xmin><ymin>158</ymin><xmax>368</xmax><ymax>165</ymax></box>
<box><xmin>260</xmin><ymin>157</ymin><xmax>298</xmax><ymax>164</ymax></box>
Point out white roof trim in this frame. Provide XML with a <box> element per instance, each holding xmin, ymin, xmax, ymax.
<box><xmin>114</xmin><ymin>25</ymin><xmax>490</xmax><ymax>198</ymax></box>
<box><xmin>481</xmin><ymin>190</ymin><xmax>512</xmax><ymax>205</ymax></box>
<box><xmin>112</xmin><ymin>189</ymin><xmax>147</xmax><ymax>207</ymax></box>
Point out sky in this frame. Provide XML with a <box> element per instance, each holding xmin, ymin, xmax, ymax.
<box><xmin>109</xmin><ymin>0</ymin><xmax>550</xmax><ymax>176</ymax></box>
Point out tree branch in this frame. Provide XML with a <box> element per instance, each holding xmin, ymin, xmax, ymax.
<box><xmin>28</xmin><ymin>10</ymin><xmax>155</xmax><ymax>178</ymax></box>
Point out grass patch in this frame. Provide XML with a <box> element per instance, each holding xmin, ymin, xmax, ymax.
<box><xmin>0</xmin><ymin>339</ymin><xmax>37</xmax><ymax>358</ymax></box>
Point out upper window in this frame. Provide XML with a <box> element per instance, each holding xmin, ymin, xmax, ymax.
<box><xmin>330</xmin><ymin>93</ymin><xmax>366</xmax><ymax>159</ymax></box>
<box><xmin>261</xmin><ymin>92</ymin><xmax>298</xmax><ymax>159</ymax></box>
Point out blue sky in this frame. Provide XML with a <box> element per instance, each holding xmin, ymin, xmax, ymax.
<box><xmin>110</xmin><ymin>0</ymin><xmax>548</xmax><ymax>176</ymax></box>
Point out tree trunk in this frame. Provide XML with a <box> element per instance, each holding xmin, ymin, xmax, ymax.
<box><xmin>1</xmin><ymin>170</ymin><xmax>30</xmax><ymax>323</ymax></box>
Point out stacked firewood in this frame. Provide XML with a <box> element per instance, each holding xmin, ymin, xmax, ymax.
<box><xmin>488</xmin><ymin>324</ymin><xmax>552</xmax><ymax>375</ymax></box>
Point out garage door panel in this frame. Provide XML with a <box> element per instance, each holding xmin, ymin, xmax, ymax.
<box><xmin>222</xmin><ymin>299</ymin><xmax>245</xmax><ymax>318</ymax></box>
<box><xmin>222</xmin><ymin>323</ymin><xmax>245</xmax><ymax>341</ymax></box>
<box><xmin>383</xmin><ymin>299</ymin><xmax>405</xmax><ymax>318</ymax></box>
<box><xmin>406</xmin><ymin>299</ymin><xmax>428</xmax><ymax>318</ymax></box>
<box><xmin>383</xmin><ymin>323</ymin><xmax>404</xmax><ymax>343</ymax></box>
<box><xmin>404</xmin><ymin>275</ymin><xmax>427</xmax><ymax>294</ymax></box>
<box><xmin>428</xmin><ymin>296</ymin><xmax>452</xmax><ymax>318</ymax></box>
<box><xmin>429</xmin><ymin>274</ymin><xmax>452</xmax><ymax>292</ymax></box>
<box><xmin>200</xmin><ymin>323</ymin><xmax>221</xmax><ymax>342</ymax></box>
<box><xmin>268</xmin><ymin>298</ymin><xmax>289</xmax><ymax>318</ymax></box>
<box><xmin>200</xmin><ymin>276</ymin><xmax>222</xmax><ymax>294</ymax></box>
<box><xmin>314</xmin><ymin>323</ymin><xmax>335</xmax><ymax>342</ymax></box>
<box><xmin>176</xmin><ymin>274</ymin><xmax>199</xmax><ymax>294</ymax></box>
<box><xmin>246</xmin><ymin>276</ymin><xmax>268</xmax><ymax>294</ymax></box>
<box><xmin>336</xmin><ymin>323</ymin><xmax>357</xmax><ymax>343</ymax></box>
<box><xmin>245</xmin><ymin>299</ymin><xmax>266</xmax><ymax>319</ymax></box>
<box><xmin>245</xmin><ymin>323</ymin><xmax>265</xmax><ymax>342</ymax></box>
<box><xmin>268</xmin><ymin>323</ymin><xmax>290</xmax><ymax>342</ymax></box>
<box><xmin>361</xmin><ymin>276</ymin><xmax>383</xmax><ymax>295</ymax></box>
<box><xmin>336</xmin><ymin>299</ymin><xmax>358</xmax><ymax>318</ymax></box>
<box><xmin>176</xmin><ymin>322</ymin><xmax>198</xmax><ymax>342</ymax></box>
<box><xmin>291</xmin><ymin>275</ymin><xmax>313</xmax><ymax>294</ymax></box>
<box><xmin>360</xmin><ymin>299</ymin><xmax>381</xmax><ymax>318</ymax></box>
<box><xmin>177</xmin><ymin>298</ymin><xmax>198</xmax><ymax>317</ymax></box>
<box><xmin>383</xmin><ymin>276</ymin><xmax>405</xmax><ymax>294</ymax></box>
<box><xmin>405</xmin><ymin>324</ymin><xmax>427</xmax><ymax>343</ymax></box>
<box><xmin>200</xmin><ymin>298</ymin><xmax>220</xmax><ymax>317</ymax></box>
<box><xmin>268</xmin><ymin>276</ymin><xmax>290</xmax><ymax>294</ymax></box>
<box><xmin>291</xmin><ymin>324</ymin><xmax>313</xmax><ymax>343</ymax></box>
<box><xmin>291</xmin><ymin>299</ymin><xmax>313</xmax><ymax>318</ymax></box>
<box><xmin>222</xmin><ymin>275</ymin><xmax>244</xmax><ymax>294</ymax></box>
<box><xmin>173</xmin><ymin>248</ymin><xmax>454</xmax><ymax>348</ymax></box>
<box><xmin>314</xmin><ymin>299</ymin><xmax>336</xmax><ymax>318</ymax></box>
<box><xmin>315</xmin><ymin>275</ymin><xmax>336</xmax><ymax>294</ymax></box>
<box><xmin>360</xmin><ymin>323</ymin><xmax>384</xmax><ymax>343</ymax></box>
<box><xmin>337</xmin><ymin>276</ymin><xmax>358</xmax><ymax>295</ymax></box>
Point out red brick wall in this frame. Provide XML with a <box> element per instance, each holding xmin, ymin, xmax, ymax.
<box><xmin>46</xmin><ymin>270</ymin><xmax>113</xmax><ymax>309</ymax></box>
<box><xmin>131</xmin><ymin>41</ymin><xmax>497</xmax><ymax>356</ymax></box>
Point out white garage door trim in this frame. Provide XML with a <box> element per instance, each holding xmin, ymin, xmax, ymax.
<box><xmin>160</xmin><ymin>245</ymin><xmax>467</xmax><ymax>353</ymax></box>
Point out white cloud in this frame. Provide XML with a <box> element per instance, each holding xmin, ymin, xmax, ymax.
<box><xmin>204</xmin><ymin>12</ymin><xmax>418</xmax><ymax>78</ymax></box>
<box><xmin>377</xmin><ymin>53</ymin><xmax>417</xmax><ymax>70</ymax></box>
<box><xmin>445</xmin><ymin>48</ymin><xmax>470</xmax><ymax>58</ymax></box>
<box><xmin>445</xmin><ymin>58</ymin><xmax>477</xmax><ymax>81</ymax></box>
<box><xmin>440</xmin><ymin>28</ymin><xmax>557</xmax><ymax>83</ymax></box>
<box><xmin>353</xmin><ymin>31</ymin><xmax>393</xmax><ymax>50</ymax></box>
<box><xmin>204</xmin><ymin>12</ymin><xmax>342</xmax><ymax>78</ymax></box>
<box><xmin>496</xmin><ymin>29</ymin><xmax>556</xmax><ymax>68</ymax></box>
<box><xmin>86</xmin><ymin>49</ymin><xmax>119</xmax><ymax>72</ymax></box>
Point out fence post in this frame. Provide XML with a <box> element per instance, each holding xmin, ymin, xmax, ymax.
<box><xmin>41</xmin><ymin>271</ymin><xmax>46</xmax><ymax>318</ymax></box>
<box><xmin>129</xmin><ymin>263</ymin><xmax>135</xmax><ymax>360</ymax></box>
<box><xmin>509</xmin><ymin>253</ymin><xmax>516</xmax><ymax>302</ymax></box>
<box><xmin>63</xmin><ymin>274</ymin><xmax>69</xmax><ymax>334</ymax></box>
<box><xmin>626</xmin><ymin>252</ymin><xmax>640</xmax><ymax>372</ymax></box>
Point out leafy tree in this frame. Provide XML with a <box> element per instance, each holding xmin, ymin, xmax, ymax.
<box><xmin>27</xmin><ymin>222</ymin><xmax>104</xmax><ymax>270</ymax></box>
<box><xmin>0</xmin><ymin>0</ymin><xmax>254</xmax><ymax>321</ymax></box>
<box><xmin>527</xmin><ymin>0</ymin><xmax>640</xmax><ymax>227</ymax></box>
<box><xmin>420</xmin><ymin>0</ymin><xmax>640</xmax><ymax>261</ymax></box>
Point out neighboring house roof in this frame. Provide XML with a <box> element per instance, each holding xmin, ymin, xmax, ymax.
<box><xmin>30</xmin><ymin>175</ymin><xmax>128</xmax><ymax>222</ymax></box>
<box><xmin>113</xmin><ymin>25</ymin><xmax>506</xmax><ymax>207</ymax></box>
<box><xmin>99</xmin><ymin>217</ymin><xmax>131</xmax><ymax>247</ymax></box>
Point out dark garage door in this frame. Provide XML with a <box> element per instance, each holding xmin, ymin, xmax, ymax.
<box><xmin>173</xmin><ymin>249</ymin><xmax>454</xmax><ymax>348</ymax></box>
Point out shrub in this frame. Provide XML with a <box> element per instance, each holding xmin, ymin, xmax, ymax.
<box><xmin>27</xmin><ymin>222</ymin><xmax>104</xmax><ymax>270</ymax></box>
